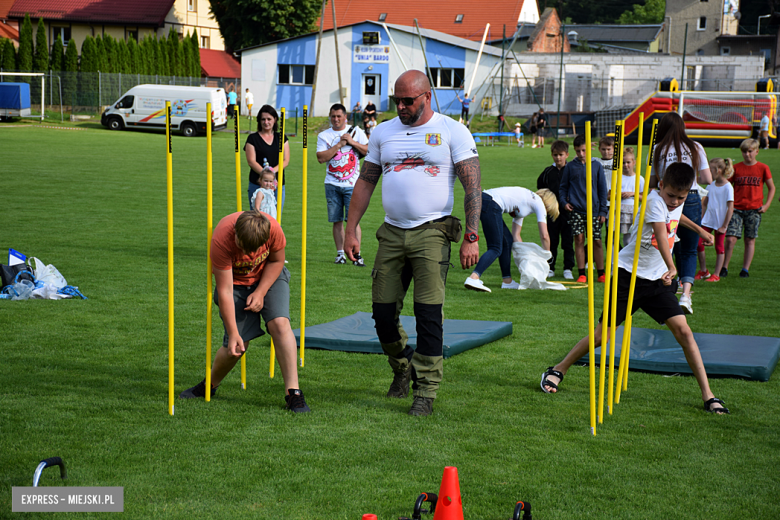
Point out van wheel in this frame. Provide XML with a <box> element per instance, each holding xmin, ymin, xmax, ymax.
<box><xmin>181</xmin><ymin>122</ymin><xmax>197</xmax><ymax>137</ymax></box>
<box><xmin>108</xmin><ymin>117</ymin><xmax>124</xmax><ymax>131</ymax></box>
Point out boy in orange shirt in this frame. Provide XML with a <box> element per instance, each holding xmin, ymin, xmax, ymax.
<box><xmin>722</xmin><ymin>139</ymin><xmax>775</xmax><ymax>278</ymax></box>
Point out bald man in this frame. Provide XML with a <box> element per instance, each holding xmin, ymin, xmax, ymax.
<box><xmin>345</xmin><ymin>70</ymin><xmax>482</xmax><ymax>416</ymax></box>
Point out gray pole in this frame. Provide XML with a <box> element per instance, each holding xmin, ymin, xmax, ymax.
<box><xmin>332</xmin><ymin>0</ymin><xmax>344</xmax><ymax>107</ymax></box>
<box><xmin>414</xmin><ymin>19</ymin><xmax>441</xmax><ymax>112</ymax></box>
<box><xmin>681</xmin><ymin>23</ymin><xmax>688</xmax><ymax>90</ymax></box>
<box><xmin>556</xmin><ymin>24</ymin><xmax>564</xmax><ymax>137</ymax></box>
<box><xmin>499</xmin><ymin>24</ymin><xmax>505</xmax><ymax>132</ymax></box>
<box><xmin>309</xmin><ymin>0</ymin><xmax>327</xmax><ymax>114</ymax></box>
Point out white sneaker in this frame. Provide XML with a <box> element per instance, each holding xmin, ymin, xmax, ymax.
<box><xmin>547</xmin><ymin>270</ymin><xmax>555</xmax><ymax>278</ymax></box>
<box><xmin>334</xmin><ymin>254</ymin><xmax>347</xmax><ymax>264</ymax></box>
<box><xmin>464</xmin><ymin>278</ymin><xmax>491</xmax><ymax>293</ymax></box>
<box><xmin>679</xmin><ymin>294</ymin><xmax>693</xmax><ymax>315</ymax></box>
<box><xmin>563</xmin><ymin>270</ymin><xmax>574</xmax><ymax>280</ymax></box>
<box><xmin>501</xmin><ymin>280</ymin><xmax>520</xmax><ymax>289</ymax></box>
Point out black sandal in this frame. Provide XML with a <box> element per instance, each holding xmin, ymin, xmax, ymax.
<box><xmin>704</xmin><ymin>397</ymin><xmax>730</xmax><ymax>414</ymax></box>
<box><xmin>541</xmin><ymin>367</ymin><xmax>564</xmax><ymax>394</ymax></box>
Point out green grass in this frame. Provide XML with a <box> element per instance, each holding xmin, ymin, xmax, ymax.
<box><xmin>0</xmin><ymin>122</ymin><xmax>779</xmax><ymax>520</ymax></box>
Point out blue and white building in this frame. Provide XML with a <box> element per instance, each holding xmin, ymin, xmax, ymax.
<box><xmin>239</xmin><ymin>21</ymin><xmax>503</xmax><ymax>117</ymax></box>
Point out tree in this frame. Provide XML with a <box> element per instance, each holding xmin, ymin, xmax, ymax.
<box><xmin>617</xmin><ymin>0</ymin><xmax>665</xmax><ymax>25</ymax></box>
<box><xmin>79</xmin><ymin>36</ymin><xmax>99</xmax><ymax>106</ymax></box>
<box><xmin>94</xmin><ymin>35</ymin><xmax>107</xmax><ymax>72</ymax></box>
<box><xmin>208</xmin><ymin>0</ymin><xmax>321</xmax><ymax>53</ymax></box>
<box><xmin>33</xmin><ymin>17</ymin><xmax>48</xmax><ymax>71</ymax></box>
<box><xmin>127</xmin><ymin>37</ymin><xmax>141</xmax><ymax>74</ymax></box>
<box><xmin>182</xmin><ymin>31</ymin><xmax>192</xmax><ymax>79</ymax></box>
<box><xmin>50</xmin><ymin>34</ymin><xmax>64</xmax><ymax>71</ymax></box>
<box><xmin>166</xmin><ymin>27</ymin><xmax>180</xmax><ymax>77</ymax></box>
<box><xmin>190</xmin><ymin>30</ymin><xmax>201</xmax><ymax>78</ymax></box>
<box><xmin>116</xmin><ymin>39</ymin><xmax>131</xmax><ymax>74</ymax></box>
<box><xmin>102</xmin><ymin>34</ymin><xmax>116</xmax><ymax>73</ymax></box>
<box><xmin>17</xmin><ymin>14</ymin><xmax>33</xmax><ymax>72</ymax></box>
<box><xmin>63</xmin><ymin>38</ymin><xmax>78</xmax><ymax>105</ymax></box>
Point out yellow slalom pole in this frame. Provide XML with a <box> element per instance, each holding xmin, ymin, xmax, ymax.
<box><xmin>269</xmin><ymin>108</ymin><xmax>286</xmax><ymax>378</ymax></box>
<box><xmin>166</xmin><ymin>102</ymin><xmax>174</xmax><ymax>416</ymax></box>
<box><xmin>205</xmin><ymin>102</ymin><xmax>214</xmax><ymax>402</ymax></box>
<box><xmin>233</xmin><ymin>106</ymin><xmax>247</xmax><ymax>390</ymax></box>
<box><xmin>585</xmin><ymin>122</ymin><xmax>596</xmax><ymax>436</ymax></box>
<box><xmin>633</xmin><ymin>113</ymin><xmax>644</xmax><ymax>219</ymax></box>
<box><xmin>616</xmin><ymin>120</ymin><xmax>658</xmax><ymax>401</ymax></box>
<box><xmin>607</xmin><ymin>121</ymin><xmax>625</xmax><ymax>411</ymax></box>
<box><xmin>601</xmin><ymin>121</ymin><xmax>622</xmax><ymax>417</ymax></box>
<box><xmin>300</xmin><ymin>106</ymin><xmax>308</xmax><ymax>367</ymax></box>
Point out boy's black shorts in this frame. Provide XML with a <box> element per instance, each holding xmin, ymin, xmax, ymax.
<box><xmin>599</xmin><ymin>268</ymin><xmax>684</xmax><ymax>326</ymax></box>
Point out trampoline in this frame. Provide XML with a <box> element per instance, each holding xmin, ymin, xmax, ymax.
<box><xmin>580</xmin><ymin>327</ymin><xmax>780</xmax><ymax>381</ymax></box>
<box><xmin>293</xmin><ymin>312</ymin><xmax>512</xmax><ymax>359</ymax></box>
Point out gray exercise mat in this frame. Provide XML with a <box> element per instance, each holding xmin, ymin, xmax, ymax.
<box><xmin>293</xmin><ymin>311</ymin><xmax>513</xmax><ymax>359</ymax></box>
<box><xmin>579</xmin><ymin>327</ymin><xmax>780</xmax><ymax>381</ymax></box>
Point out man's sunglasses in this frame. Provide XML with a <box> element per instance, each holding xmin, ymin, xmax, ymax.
<box><xmin>390</xmin><ymin>92</ymin><xmax>428</xmax><ymax>106</ymax></box>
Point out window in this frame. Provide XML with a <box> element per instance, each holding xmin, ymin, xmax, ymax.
<box><xmin>188</xmin><ymin>0</ymin><xmax>197</xmax><ymax>12</ymax></box>
<box><xmin>429</xmin><ymin>68</ymin><xmax>465</xmax><ymax>89</ymax></box>
<box><xmin>720</xmin><ymin>46</ymin><xmax>730</xmax><ymax>56</ymax></box>
<box><xmin>115</xmin><ymin>96</ymin><xmax>134</xmax><ymax>109</ymax></box>
<box><xmin>378</xmin><ymin>13</ymin><xmax>387</xmax><ymax>22</ymax></box>
<box><xmin>52</xmin><ymin>26</ymin><xmax>71</xmax><ymax>44</ymax></box>
<box><xmin>455</xmin><ymin>14</ymin><xmax>464</xmax><ymax>23</ymax></box>
<box><xmin>697</xmin><ymin>17</ymin><xmax>707</xmax><ymax>30</ymax></box>
<box><xmin>200</xmin><ymin>35</ymin><xmax>209</xmax><ymax>48</ymax></box>
<box><xmin>278</xmin><ymin>64</ymin><xmax>315</xmax><ymax>85</ymax></box>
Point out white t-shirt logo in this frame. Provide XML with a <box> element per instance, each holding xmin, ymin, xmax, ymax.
<box><xmin>328</xmin><ymin>144</ymin><xmax>359</xmax><ymax>182</ymax></box>
<box><xmin>383</xmin><ymin>153</ymin><xmax>439</xmax><ymax>177</ymax></box>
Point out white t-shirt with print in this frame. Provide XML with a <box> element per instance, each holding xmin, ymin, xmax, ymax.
<box><xmin>701</xmin><ymin>182</ymin><xmax>734</xmax><ymax>230</ymax></box>
<box><xmin>618</xmin><ymin>190</ymin><xmax>683</xmax><ymax>281</ymax></box>
<box><xmin>484</xmin><ymin>187</ymin><xmax>547</xmax><ymax>226</ymax></box>
<box><xmin>317</xmin><ymin>126</ymin><xmax>369</xmax><ymax>187</ymax></box>
<box><xmin>651</xmin><ymin>142</ymin><xmax>708</xmax><ymax>191</ymax></box>
<box><xmin>365</xmin><ymin>113</ymin><xmax>478</xmax><ymax>229</ymax></box>
<box><xmin>619</xmin><ymin>174</ymin><xmax>645</xmax><ymax>210</ymax></box>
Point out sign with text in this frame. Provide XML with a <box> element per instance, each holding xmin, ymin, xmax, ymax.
<box><xmin>13</xmin><ymin>487</ymin><xmax>124</xmax><ymax>512</ymax></box>
<box><xmin>353</xmin><ymin>45</ymin><xmax>390</xmax><ymax>63</ymax></box>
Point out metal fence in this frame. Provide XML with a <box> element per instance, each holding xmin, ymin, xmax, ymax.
<box><xmin>0</xmin><ymin>69</ymin><xmax>239</xmax><ymax>115</ymax></box>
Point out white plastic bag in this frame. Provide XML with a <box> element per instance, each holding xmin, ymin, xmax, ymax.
<box><xmin>511</xmin><ymin>242</ymin><xmax>566</xmax><ymax>291</ymax></box>
<box><xmin>29</xmin><ymin>257</ymin><xmax>67</xmax><ymax>289</ymax></box>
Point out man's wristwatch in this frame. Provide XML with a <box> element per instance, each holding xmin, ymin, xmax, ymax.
<box><xmin>465</xmin><ymin>232</ymin><xmax>479</xmax><ymax>243</ymax></box>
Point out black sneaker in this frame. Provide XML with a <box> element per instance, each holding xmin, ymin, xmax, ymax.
<box><xmin>720</xmin><ymin>267</ymin><xmax>728</xmax><ymax>277</ymax></box>
<box><xmin>387</xmin><ymin>365</ymin><xmax>412</xmax><ymax>398</ymax></box>
<box><xmin>408</xmin><ymin>396</ymin><xmax>434</xmax><ymax>416</ymax></box>
<box><xmin>739</xmin><ymin>269</ymin><xmax>749</xmax><ymax>278</ymax></box>
<box><xmin>353</xmin><ymin>253</ymin><xmax>365</xmax><ymax>267</ymax></box>
<box><xmin>179</xmin><ymin>379</ymin><xmax>216</xmax><ymax>399</ymax></box>
<box><xmin>334</xmin><ymin>254</ymin><xmax>347</xmax><ymax>264</ymax></box>
<box><xmin>285</xmin><ymin>389</ymin><xmax>311</xmax><ymax>413</ymax></box>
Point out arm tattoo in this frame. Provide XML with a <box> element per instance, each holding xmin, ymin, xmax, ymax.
<box><xmin>358</xmin><ymin>161</ymin><xmax>382</xmax><ymax>186</ymax></box>
<box><xmin>455</xmin><ymin>157</ymin><xmax>482</xmax><ymax>233</ymax></box>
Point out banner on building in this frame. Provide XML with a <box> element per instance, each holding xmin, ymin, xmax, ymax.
<box><xmin>353</xmin><ymin>46</ymin><xmax>391</xmax><ymax>63</ymax></box>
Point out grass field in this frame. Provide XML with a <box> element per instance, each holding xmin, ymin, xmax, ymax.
<box><xmin>1</xmin><ymin>120</ymin><xmax>779</xmax><ymax>519</ymax></box>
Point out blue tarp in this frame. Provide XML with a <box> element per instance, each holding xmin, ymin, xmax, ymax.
<box><xmin>0</xmin><ymin>82</ymin><xmax>31</xmax><ymax>110</ymax></box>
<box><xmin>293</xmin><ymin>312</ymin><xmax>513</xmax><ymax>359</ymax></box>
<box><xmin>579</xmin><ymin>327</ymin><xmax>780</xmax><ymax>381</ymax></box>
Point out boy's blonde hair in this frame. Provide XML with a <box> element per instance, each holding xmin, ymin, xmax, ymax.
<box><xmin>536</xmin><ymin>189</ymin><xmax>560</xmax><ymax>221</ymax></box>
<box><xmin>234</xmin><ymin>211</ymin><xmax>271</xmax><ymax>253</ymax></box>
<box><xmin>598</xmin><ymin>136</ymin><xmax>614</xmax><ymax>148</ymax></box>
<box><xmin>740</xmin><ymin>138</ymin><xmax>759</xmax><ymax>152</ymax></box>
<box><xmin>709</xmin><ymin>157</ymin><xmax>734</xmax><ymax>180</ymax></box>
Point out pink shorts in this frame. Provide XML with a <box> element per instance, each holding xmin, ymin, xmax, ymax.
<box><xmin>698</xmin><ymin>226</ymin><xmax>725</xmax><ymax>255</ymax></box>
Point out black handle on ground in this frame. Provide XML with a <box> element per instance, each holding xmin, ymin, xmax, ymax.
<box><xmin>412</xmin><ymin>492</ymin><xmax>438</xmax><ymax>519</ymax></box>
<box><xmin>512</xmin><ymin>500</ymin><xmax>532</xmax><ymax>520</ymax></box>
<box><xmin>32</xmin><ymin>457</ymin><xmax>67</xmax><ymax>487</ymax></box>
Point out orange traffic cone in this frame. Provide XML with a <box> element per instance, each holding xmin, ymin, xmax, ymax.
<box><xmin>432</xmin><ymin>466</ymin><xmax>464</xmax><ymax>520</ymax></box>
<box><xmin>362</xmin><ymin>515</ymin><xmax>377</xmax><ymax>520</ymax></box>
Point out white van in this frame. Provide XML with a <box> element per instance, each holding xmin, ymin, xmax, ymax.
<box><xmin>101</xmin><ymin>85</ymin><xmax>228</xmax><ymax>136</ymax></box>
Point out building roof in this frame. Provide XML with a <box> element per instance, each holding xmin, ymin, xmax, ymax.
<box><xmin>8</xmin><ymin>0</ymin><xmax>174</xmax><ymax>26</ymax></box>
<box><xmin>239</xmin><ymin>20</ymin><xmax>504</xmax><ymax>58</ymax></box>
<box><xmin>200</xmin><ymin>48</ymin><xmax>241</xmax><ymax>78</ymax></box>
<box><xmin>317</xmin><ymin>0</ymin><xmax>533</xmax><ymax>41</ymax></box>
<box><xmin>0</xmin><ymin>22</ymin><xmax>18</xmax><ymax>40</ymax></box>
<box><xmin>0</xmin><ymin>0</ymin><xmax>16</xmax><ymax>19</ymax></box>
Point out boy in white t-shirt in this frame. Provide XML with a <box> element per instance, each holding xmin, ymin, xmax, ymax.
<box><xmin>541</xmin><ymin>163</ymin><xmax>729</xmax><ymax>414</ymax></box>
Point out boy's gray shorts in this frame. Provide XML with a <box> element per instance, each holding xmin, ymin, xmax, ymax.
<box><xmin>213</xmin><ymin>267</ymin><xmax>291</xmax><ymax>347</ymax></box>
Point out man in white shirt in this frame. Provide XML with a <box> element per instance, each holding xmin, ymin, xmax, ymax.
<box><xmin>344</xmin><ymin>70</ymin><xmax>481</xmax><ymax>416</ymax></box>
<box><xmin>759</xmin><ymin>113</ymin><xmax>770</xmax><ymax>150</ymax></box>
<box><xmin>245</xmin><ymin>88</ymin><xmax>254</xmax><ymax>120</ymax></box>
<box><xmin>316</xmin><ymin>104</ymin><xmax>369</xmax><ymax>266</ymax></box>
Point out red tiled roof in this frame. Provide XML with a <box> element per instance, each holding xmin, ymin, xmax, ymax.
<box><xmin>0</xmin><ymin>21</ymin><xmax>18</xmax><ymax>40</ymax></box>
<box><xmin>200</xmin><ymin>48</ymin><xmax>240</xmax><ymax>78</ymax></box>
<box><xmin>8</xmin><ymin>0</ymin><xmax>174</xmax><ymax>26</ymax></box>
<box><xmin>319</xmin><ymin>0</ymin><xmax>530</xmax><ymax>41</ymax></box>
<box><xmin>0</xmin><ymin>0</ymin><xmax>17</xmax><ymax>19</ymax></box>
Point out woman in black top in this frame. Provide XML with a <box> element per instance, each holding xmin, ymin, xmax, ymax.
<box><xmin>244</xmin><ymin>104</ymin><xmax>290</xmax><ymax>212</ymax></box>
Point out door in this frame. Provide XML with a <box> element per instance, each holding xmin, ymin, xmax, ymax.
<box><xmin>115</xmin><ymin>95</ymin><xmax>136</xmax><ymax>124</ymax></box>
<box><xmin>362</xmin><ymin>74</ymin><xmax>380</xmax><ymax>110</ymax></box>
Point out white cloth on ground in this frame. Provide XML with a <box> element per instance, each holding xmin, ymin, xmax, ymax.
<box><xmin>512</xmin><ymin>242</ymin><xmax>566</xmax><ymax>290</ymax></box>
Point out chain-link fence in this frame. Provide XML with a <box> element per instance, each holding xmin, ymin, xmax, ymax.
<box><xmin>0</xmin><ymin>69</ymin><xmax>239</xmax><ymax>115</ymax></box>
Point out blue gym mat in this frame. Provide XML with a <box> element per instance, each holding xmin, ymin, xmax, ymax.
<box><xmin>292</xmin><ymin>312</ymin><xmax>513</xmax><ymax>359</ymax></box>
<box><xmin>579</xmin><ymin>327</ymin><xmax>780</xmax><ymax>381</ymax></box>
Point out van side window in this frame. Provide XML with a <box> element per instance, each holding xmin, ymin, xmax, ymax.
<box><xmin>116</xmin><ymin>96</ymin><xmax>134</xmax><ymax>109</ymax></box>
